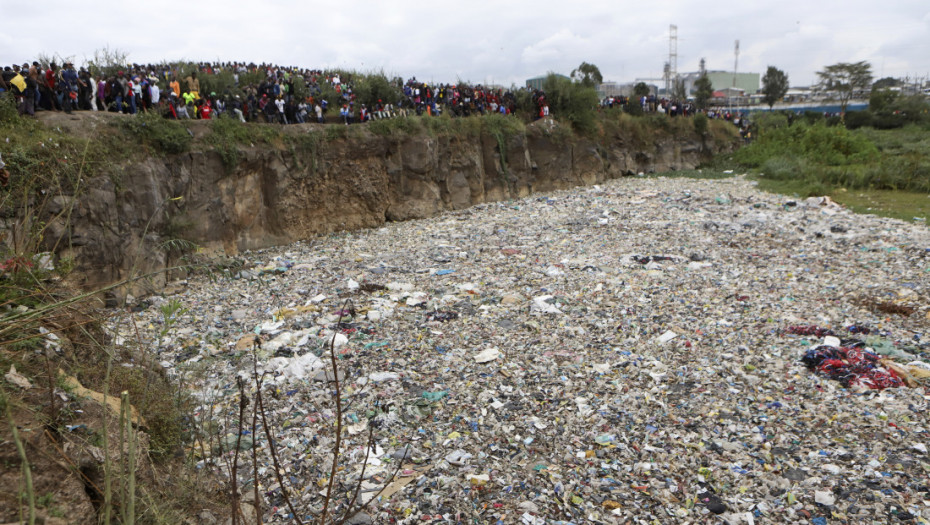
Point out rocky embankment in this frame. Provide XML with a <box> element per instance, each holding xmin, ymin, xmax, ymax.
<box><xmin>40</xmin><ymin>116</ymin><xmax>732</xmax><ymax>296</ymax></box>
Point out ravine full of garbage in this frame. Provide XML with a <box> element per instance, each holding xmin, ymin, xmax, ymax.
<box><xmin>108</xmin><ymin>175</ymin><xmax>930</xmax><ymax>524</ymax></box>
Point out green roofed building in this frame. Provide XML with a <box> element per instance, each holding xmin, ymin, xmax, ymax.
<box><xmin>703</xmin><ymin>71</ymin><xmax>760</xmax><ymax>94</ymax></box>
<box><xmin>526</xmin><ymin>74</ymin><xmax>571</xmax><ymax>91</ymax></box>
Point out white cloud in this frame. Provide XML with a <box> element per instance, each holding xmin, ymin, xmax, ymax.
<box><xmin>522</xmin><ymin>29</ymin><xmax>589</xmax><ymax>65</ymax></box>
<box><xmin>0</xmin><ymin>0</ymin><xmax>926</xmax><ymax>88</ymax></box>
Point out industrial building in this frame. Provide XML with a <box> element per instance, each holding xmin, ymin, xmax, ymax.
<box><xmin>525</xmin><ymin>74</ymin><xmax>571</xmax><ymax>91</ymax></box>
<box><xmin>676</xmin><ymin>71</ymin><xmax>760</xmax><ymax>96</ymax></box>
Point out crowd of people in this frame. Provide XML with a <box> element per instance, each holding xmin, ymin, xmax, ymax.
<box><xmin>601</xmin><ymin>94</ymin><xmax>697</xmax><ymax>117</ymax></box>
<box><xmin>0</xmin><ymin>60</ymin><xmax>558</xmax><ymax>125</ymax></box>
<box><xmin>2</xmin><ymin>59</ymin><xmax>749</xmax><ymax>129</ymax></box>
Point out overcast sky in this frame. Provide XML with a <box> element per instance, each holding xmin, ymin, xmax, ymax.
<box><xmin>1</xmin><ymin>0</ymin><xmax>928</xmax><ymax>88</ymax></box>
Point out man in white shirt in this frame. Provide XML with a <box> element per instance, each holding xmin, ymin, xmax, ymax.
<box><xmin>275</xmin><ymin>96</ymin><xmax>286</xmax><ymax>124</ymax></box>
<box><xmin>89</xmin><ymin>75</ymin><xmax>98</xmax><ymax>110</ymax></box>
<box><xmin>150</xmin><ymin>79</ymin><xmax>161</xmax><ymax>107</ymax></box>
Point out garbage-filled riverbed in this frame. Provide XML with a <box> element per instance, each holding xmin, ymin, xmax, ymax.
<box><xmin>110</xmin><ymin>175</ymin><xmax>930</xmax><ymax>524</ymax></box>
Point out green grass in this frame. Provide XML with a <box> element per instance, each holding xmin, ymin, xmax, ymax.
<box><xmin>753</xmin><ymin>175</ymin><xmax>930</xmax><ymax>222</ymax></box>
<box><xmin>208</xmin><ymin>114</ymin><xmax>278</xmax><ymax>145</ymax></box>
<box><xmin>651</xmin><ymin>166</ymin><xmax>930</xmax><ymax>223</ymax></box>
<box><xmin>119</xmin><ymin>111</ymin><xmax>192</xmax><ymax>154</ymax></box>
<box><xmin>730</xmin><ymin>121</ymin><xmax>930</xmax><ymax>195</ymax></box>
<box><xmin>1</xmin><ymin>109</ymin><xmax>129</xmax><ymax>200</ymax></box>
<box><xmin>831</xmin><ymin>189</ymin><xmax>930</xmax><ymax>222</ymax></box>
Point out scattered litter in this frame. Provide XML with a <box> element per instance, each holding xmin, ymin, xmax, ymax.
<box><xmin>814</xmin><ymin>490</ymin><xmax>836</xmax><ymax>506</ymax></box>
<box><xmin>801</xmin><ymin>345</ymin><xmax>904</xmax><ymax>390</ymax></box>
<box><xmin>657</xmin><ymin>330</ymin><xmax>677</xmax><ymax>344</ymax></box>
<box><xmin>4</xmin><ymin>365</ymin><xmax>31</xmax><ymax>389</ymax></box>
<box><xmin>473</xmin><ymin>347</ymin><xmax>502</xmax><ymax>363</ymax></box>
<box><xmin>104</xmin><ymin>177</ymin><xmax>930</xmax><ymax>523</ymax></box>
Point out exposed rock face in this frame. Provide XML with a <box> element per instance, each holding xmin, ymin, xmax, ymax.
<box><xmin>47</xmin><ymin>121</ymin><xmax>732</xmax><ymax>295</ymax></box>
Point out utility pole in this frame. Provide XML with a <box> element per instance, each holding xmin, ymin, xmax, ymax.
<box><xmin>729</xmin><ymin>40</ymin><xmax>739</xmax><ymax>111</ymax></box>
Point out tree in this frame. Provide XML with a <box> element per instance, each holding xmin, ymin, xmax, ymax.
<box><xmin>543</xmin><ymin>73</ymin><xmax>599</xmax><ymax>133</ymax></box>
<box><xmin>570</xmin><ymin>62</ymin><xmax>603</xmax><ymax>88</ymax></box>
<box><xmin>761</xmin><ymin>66</ymin><xmax>789</xmax><ymax>109</ymax></box>
<box><xmin>816</xmin><ymin>61</ymin><xmax>872</xmax><ymax>115</ymax></box>
<box><xmin>85</xmin><ymin>45</ymin><xmax>130</xmax><ymax>78</ymax></box>
<box><xmin>353</xmin><ymin>72</ymin><xmax>402</xmax><ymax>108</ymax></box>
<box><xmin>35</xmin><ymin>51</ymin><xmax>76</xmax><ymax>70</ymax></box>
<box><xmin>872</xmin><ymin>77</ymin><xmax>900</xmax><ymax>90</ymax></box>
<box><xmin>694</xmin><ymin>74</ymin><xmax>713</xmax><ymax>110</ymax></box>
<box><xmin>869</xmin><ymin>88</ymin><xmax>898</xmax><ymax>114</ymax></box>
<box><xmin>632</xmin><ymin>82</ymin><xmax>651</xmax><ymax>98</ymax></box>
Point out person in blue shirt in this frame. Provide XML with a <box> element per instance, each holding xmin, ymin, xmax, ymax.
<box><xmin>59</xmin><ymin>62</ymin><xmax>81</xmax><ymax>114</ymax></box>
<box><xmin>340</xmin><ymin>104</ymin><xmax>349</xmax><ymax>125</ymax></box>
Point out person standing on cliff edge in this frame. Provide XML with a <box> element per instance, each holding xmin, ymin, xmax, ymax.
<box><xmin>185</xmin><ymin>71</ymin><xmax>200</xmax><ymax>99</ymax></box>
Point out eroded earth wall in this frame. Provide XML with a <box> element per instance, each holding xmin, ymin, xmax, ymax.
<box><xmin>47</xmin><ymin>124</ymin><xmax>730</xmax><ymax>295</ymax></box>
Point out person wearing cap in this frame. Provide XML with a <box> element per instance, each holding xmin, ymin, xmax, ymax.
<box><xmin>131</xmin><ymin>76</ymin><xmax>143</xmax><ymax>111</ymax></box>
<box><xmin>261</xmin><ymin>93</ymin><xmax>276</xmax><ymax>123</ymax></box>
<box><xmin>340</xmin><ymin>103</ymin><xmax>349</xmax><ymax>125</ymax></box>
<box><xmin>230</xmin><ymin>95</ymin><xmax>245</xmax><ymax>122</ymax></box>
<box><xmin>115</xmin><ymin>71</ymin><xmax>128</xmax><ymax>113</ymax></box>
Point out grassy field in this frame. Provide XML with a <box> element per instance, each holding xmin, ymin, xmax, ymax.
<box><xmin>752</xmin><ymin>177</ymin><xmax>930</xmax><ymax>222</ymax></box>
<box><xmin>829</xmin><ymin>188</ymin><xmax>930</xmax><ymax>222</ymax></box>
<box><xmin>703</xmin><ymin>112</ymin><xmax>930</xmax><ymax>223</ymax></box>
<box><xmin>650</xmin><ymin>168</ymin><xmax>930</xmax><ymax>223</ymax></box>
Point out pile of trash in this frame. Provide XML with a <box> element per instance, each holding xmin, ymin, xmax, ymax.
<box><xmin>802</xmin><ymin>343</ymin><xmax>905</xmax><ymax>390</ymax></box>
<box><xmin>109</xmin><ymin>175</ymin><xmax>930</xmax><ymax>523</ymax></box>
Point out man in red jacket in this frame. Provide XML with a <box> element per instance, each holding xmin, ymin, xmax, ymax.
<box><xmin>42</xmin><ymin>62</ymin><xmax>61</xmax><ymax>110</ymax></box>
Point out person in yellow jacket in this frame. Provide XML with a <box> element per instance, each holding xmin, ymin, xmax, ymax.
<box><xmin>2</xmin><ymin>66</ymin><xmax>32</xmax><ymax>116</ymax></box>
<box><xmin>9</xmin><ymin>71</ymin><xmax>26</xmax><ymax>94</ymax></box>
<box><xmin>184</xmin><ymin>71</ymin><xmax>200</xmax><ymax>99</ymax></box>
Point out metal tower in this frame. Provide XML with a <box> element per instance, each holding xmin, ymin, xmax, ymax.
<box><xmin>669</xmin><ymin>25</ymin><xmax>678</xmax><ymax>86</ymax></box>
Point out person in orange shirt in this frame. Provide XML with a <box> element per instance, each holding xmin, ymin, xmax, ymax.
<box><xmin>168</xmin><ymin>72</ymin><xmax>180</xmax><ymax>98</ymax></box>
